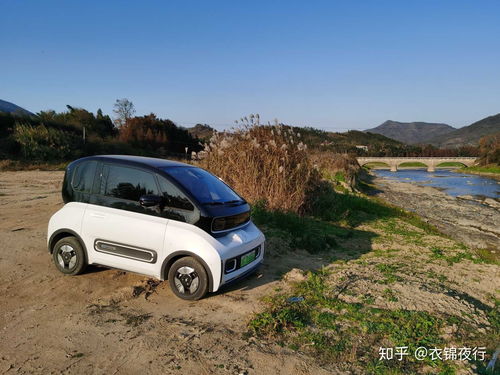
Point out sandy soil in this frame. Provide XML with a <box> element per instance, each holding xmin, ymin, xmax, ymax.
<box><xmin>0</xmin><ymin>171</ymin><xmax>335</xmax><ymax>375</ymax></box>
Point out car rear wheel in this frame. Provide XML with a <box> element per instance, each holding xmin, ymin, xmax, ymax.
<box><xmin>168</xmin><ymin>257</ymin><xmax>208</xmax><ymax>300</ymax></box>
<box><xmin>52</xmin><ymin>236</ymin><xmax>87</xmax><ymax>275</ymax></box>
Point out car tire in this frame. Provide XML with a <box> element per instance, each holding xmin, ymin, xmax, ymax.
<box><xmin>52</xmin><ymin>236</ymin><xmax>87</xmax><ymax>276</ymax></box>
<box><xmin>168</xmin><ymin>257</ymin><xmax>209</xmax><ymax>300</ymax></box>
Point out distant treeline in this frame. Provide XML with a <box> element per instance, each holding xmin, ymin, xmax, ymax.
<box><xmin>0</xmin><ymin>104</ymin><xmax>495</xmax><ymax>164</ymax></box>
<box><xmin>0</xmin><ymin>105</ymin><xmax>202</xmax><ymax>161</ymax></box>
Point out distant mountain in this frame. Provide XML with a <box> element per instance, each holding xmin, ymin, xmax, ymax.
<box><xmin>0</xmin><ymin>99</ymin><xmax>34</xmax><ymax>117</ymax></box>
<box><xmin>186</xmin><ymin>124</ymin><xmax>216</xmax><ymax>140</ymax></box>
<box><xmin>427</xmin><ymin>113</ymin><xmax>500</xmax><ymax>148</ymax></box>
<box><xmin>365</xmin><ymin>120</ymin><xmax>455</xmax><ymax>144</ymax></box>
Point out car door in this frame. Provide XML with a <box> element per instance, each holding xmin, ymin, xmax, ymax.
<box><xmin>82</xmin><ymin>163</ymin><xmax>167</xmax><ymax>277</ymax></box>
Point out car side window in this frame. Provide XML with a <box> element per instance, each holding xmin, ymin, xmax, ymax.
<box><xmin>157</xmin><ymin>176</ymin><xmax>194</xmax><ymax>211</ymax></box>
<box><xmin>72</xmin><ymin>161</ymin><xmax>97</xmax><ymax>193</ymax></box>
<box><xmin>104</xmin><ymin>165</ymin><xmax>158</xmax><ymax>202</ymax></box>
<box><xmin>157</xmin><ymin>175</ymin><xmax>200</xmax><ymax>224</ymax></box>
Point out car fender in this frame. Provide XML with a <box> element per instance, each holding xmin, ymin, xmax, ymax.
<box><xmin>163</xmin><ymin>221</ymin><xmax>222</xmax><ymax>291</ymax></box>
<box><xmin>47</xmin><ymin>202</ymin><xmax>90</xmax><ymax>259</ymax></box>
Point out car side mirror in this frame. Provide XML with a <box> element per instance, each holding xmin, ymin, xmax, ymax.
<box><xmin>139</xmin><ymin>194</ymin><xmax>162</xmax><ymax>207</ymax></box>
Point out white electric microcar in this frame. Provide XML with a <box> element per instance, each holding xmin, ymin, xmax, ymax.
<box><xmin>47</xmin><ymin>155</ymin><xmax>265</xmax><ymax>300</ymax></box>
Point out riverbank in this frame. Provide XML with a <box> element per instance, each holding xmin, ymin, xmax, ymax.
<box><xmin>370</xmin><ymin>173</ymin><xmax>500</xmax><ymax>250</ymax></box>
<box><xmin>461</xmin><ymin>165</ymin><xmax>500</xmax><ymax>174</ymax></box>
<box><xmin>457</xmin><ymin>166</ymin><xmax>500</xmax><ymax>181</ymax></box>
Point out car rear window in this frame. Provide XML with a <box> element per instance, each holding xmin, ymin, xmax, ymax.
<box><xmin>163</xmin><ymin>167</ymin><xmax>242</xmax><ymax>204</ymax></box>
<box><xmin>71</xmin><ymin>161</ymin><xmax>97</xmax><ymax>193</ymax></box>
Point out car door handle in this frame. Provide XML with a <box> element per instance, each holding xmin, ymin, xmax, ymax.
<box><xmin>90</xmin><ymin>213</ymin><xmax>106</xmax><ymax>219</ymax></box>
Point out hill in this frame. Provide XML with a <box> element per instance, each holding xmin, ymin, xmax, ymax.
<box><xmin>186</xmin><ymin>124</ymin><xmax>216</xmax><ymax>140</ymax></box>
<box><xmin>290</xmin><ymin>126</ymin><xmax>407</xmax><ymax>155</ymax></box>
<box><xmin>365</xmin><ymin>120</ymin><xmax>455</xmax><ymax>144</ymax></box>
<box><xmin>428</xmin><ymin>113</ymin><xmax>500</xmax><ymax>148</ymax></box>
<box><xmin>0</xmin><ymin>99</ymin><xmax>34</xmax><ymax>117</ymax></box>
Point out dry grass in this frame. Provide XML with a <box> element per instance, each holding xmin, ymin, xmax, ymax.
<box><xmin>194</xmin><ymin>123</ymin><xmax>321</xmax><ymax>213</ymax></box>
<box><xmin>310</xmin><ymin>152</ymin><xmax>360</xmax><ymax>185</ymax></box>
<box><xmin>0</xmin><ymin>159</ymin><xmax>68</xmax><ymax>171</ymax></box>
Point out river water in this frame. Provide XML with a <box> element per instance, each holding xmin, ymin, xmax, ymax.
<box><xmin>372</xmin><ymin>169</ymin><xmax>500</xmax><ymax>199</ymax></box>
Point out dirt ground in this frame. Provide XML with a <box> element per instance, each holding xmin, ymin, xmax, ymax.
<box><xmin>1</xmin><ymin>171</ymin><xmax>498</xmax><ymax>374</ymax></box>
<box><xmin>0</xmin><ymin>171</ymin><xmax>335</xmax><ymax>375</ymax></box>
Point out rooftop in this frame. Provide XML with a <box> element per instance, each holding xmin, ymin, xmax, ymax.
<box><xmin>85</xmin><ymin>155</ymin><xmax>191</xmax><ymax>168</ymax></box>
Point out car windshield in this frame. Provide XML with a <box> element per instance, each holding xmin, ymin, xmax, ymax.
<box><xmin>163</xmin><ymin>167</ymin><xmax>243</xmax><ymax>204</ymax></box>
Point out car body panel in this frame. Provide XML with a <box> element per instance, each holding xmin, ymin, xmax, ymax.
<box><xmin>82</xmin><ymin>203</ymin><xmax>167</xmax><ymax>277</ymax></box>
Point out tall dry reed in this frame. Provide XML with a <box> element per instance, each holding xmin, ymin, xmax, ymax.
<box><xmin>194</xmin><ymin>121</ymin><xmax>321</xmax><ymax>213</ymax></box>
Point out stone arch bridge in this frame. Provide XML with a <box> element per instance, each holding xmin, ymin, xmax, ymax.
<box><xmin>356</xmin><ymin>157</ymin><xmax>477</xmax><ymax>172</ymax></box>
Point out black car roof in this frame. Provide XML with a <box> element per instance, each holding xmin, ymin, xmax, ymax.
<box><xmin>75</xmin><ymin>155</ymin><xmax>192</xmax><ymax>169</ymax></box>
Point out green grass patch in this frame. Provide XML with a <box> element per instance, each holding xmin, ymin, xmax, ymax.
<box><xmin>314</xmin><ymin>186</ymin><xmax>440</xmax><ymax>235</ymax></box>
<box><xmin>375</xmin><ymin>263</ymin><xmax>404</xmax><ymax>284</ymax></box>
<box><xmin>248</xmin><ymin>271</ymin><xmax>474</xmax><ymax>373</ymax></box>
<box><xmin>426</xmin><ymin>270</ymin><xmax>448</xmax><ymax>283</ymax></box>
<box><xmin>254</xmin><ymin>184</ymin><xmax>441</xmax><ymax>256</ymax></box>
<box><xmin>330</xmin><ymin>171</ymin><xmax>346</xmax><ymax>183</ymax></box>
<box><xmin>436</xmin><ymin>162</ymin><xmax>465</xmax><ymax>168</ymax></box>
<box><xmin>461</xmin><ymin>165</ymin><xmax>500</xmax><ymax>174</ymax></box>
<box><xmin>382</xmin><ymin>288</ymin><xmax>399</xmax><ymax>302</ymax></box>
<box><xmin>370</xmin><ymin>248</ymin><xmax>401</xmax><ymax>258</ymax></box>
<box><xmin>311</xmin><ymin>189</ymin><xmax>401</xmax><ymax>227</ymax></box>
<box><xmin>321</xmin><ymin>169</ymin><xmax>350</xmax><ymax>193</ymax></box>
<box><xmin>252</xmin><ymin>203</ymin><xmax>353</xmax><ymax>253</ymax></box>
<box><xmin>430</xmin><ymin>246</ymin><xmax>498</xmax><ymax>265</ymax></box>
<box><xmin>398</xmin><ymin>162</ymin><xmax>427</xmax><ymax>168</ymax></box>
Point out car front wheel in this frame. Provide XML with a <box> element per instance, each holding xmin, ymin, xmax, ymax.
<box><xmin>168</xmin><ymin>257</ymin><xmax>209</xmax><ymax>300</ymax></box>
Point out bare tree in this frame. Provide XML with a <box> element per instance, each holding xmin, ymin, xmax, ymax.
<box><xmin>113</xmin><ymin>98</ymin><xmax>135</xmax><ymax>127</ymax></box>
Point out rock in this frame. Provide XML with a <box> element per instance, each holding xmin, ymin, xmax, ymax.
<box><xmin>283</xmin><ymin>268</ymin><xmax>307</xmax><ymax>283</ymax></box>
<box><xmin>456</xmin><ymin>195</ymin><xmax>476</xmax><ymax>201</ymax></box>
<box><xmin>483</xmin><ymin>198</ymin><xmax>500</xmax><ymax>209</ymax></box>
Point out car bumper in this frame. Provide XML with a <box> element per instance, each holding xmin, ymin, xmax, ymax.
<box><xmin>220</xmin><ymin>259</ymin><xmax>263</xmax><ymax>288</ymax></box>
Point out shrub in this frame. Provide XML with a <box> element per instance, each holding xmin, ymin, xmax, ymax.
<box><xmin>478</xmin><ymin>132</ymin><xmax>500</xmax><ymax>165</ymax></box>
<box><xmin>13</xmin><ymin>123</ymin><xmax>82</xmax><ymax>160</ymax></box>
<box><xmin>195</xmin><ymin>121</ymin><xmax>321</xmax><ymax>213</ymax></box>
<box><xmin>310</xmin><ymin>151</ymin><xmax>360</xmax><ymax>188</ymax></box>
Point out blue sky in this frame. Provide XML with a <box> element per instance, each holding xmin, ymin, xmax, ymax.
<box><xmin>2</xmin><ymin>0</ymin><xmax>500</xmax><ymax>131</ymax></box>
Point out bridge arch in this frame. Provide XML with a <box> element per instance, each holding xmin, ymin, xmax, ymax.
<box><xmin>435</xmin><ymin>161</ymin><xmax>469</xmax><ymax>168</ymax></box>
<box><xmin>358</xmin><ymin>161</ymin><xmax>391</xmax><ymax>169</ymax></box>
<box><xmin>356</xmin><ymin>157</ymin><xmax>477</xmax><ymax>172</ymax></box>
<box><xmin>396</xmin><ymin>161</ymin><xmax>429</xmax><ymax>169</ymax></box>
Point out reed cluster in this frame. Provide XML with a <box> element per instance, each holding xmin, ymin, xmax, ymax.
<box><xmin>195</xmin><ymin>119</ymin><xmax>321</xmax><ymax>213</ymax></box>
